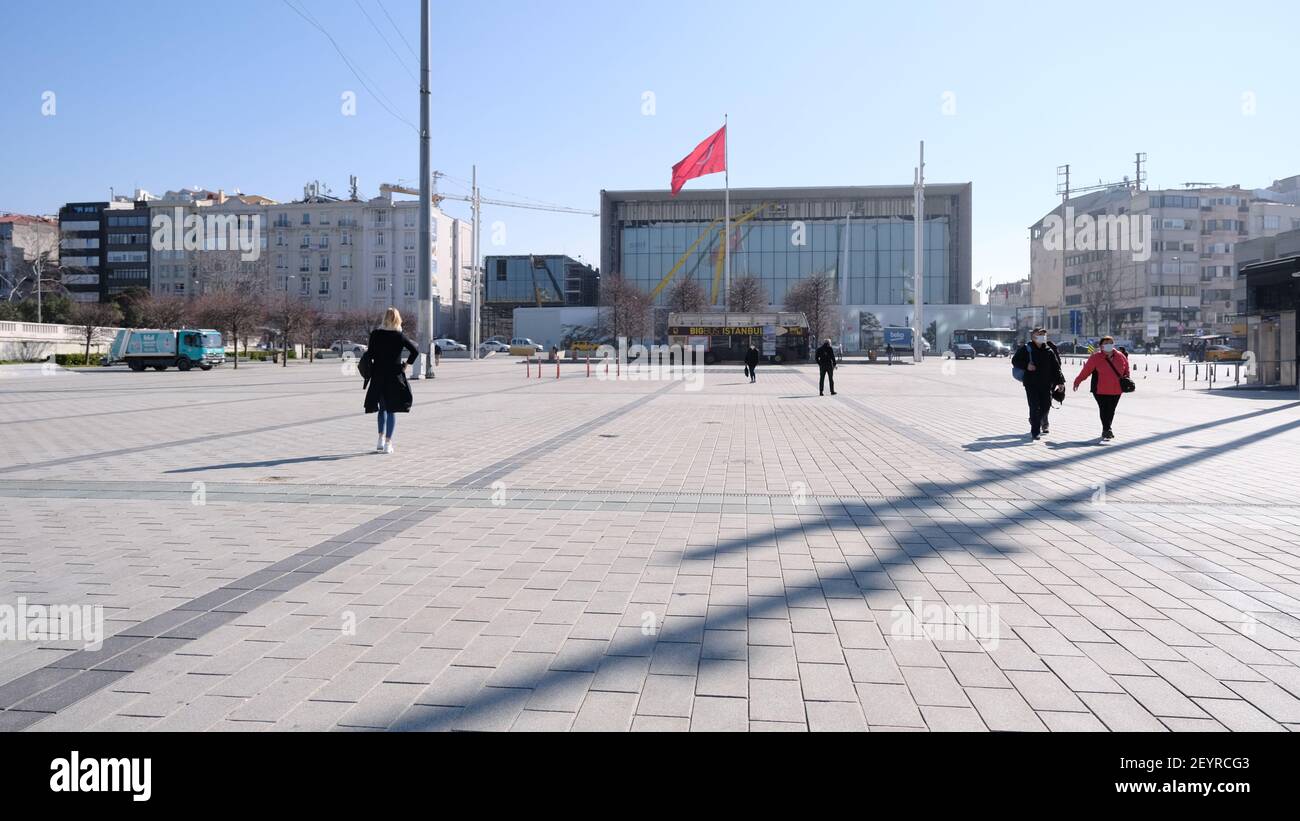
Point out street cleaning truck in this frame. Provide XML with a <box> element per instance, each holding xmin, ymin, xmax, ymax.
<box><xmin>107</xmin><ymin>328</ymin><xmax>226</xmax><ymax>371</ymax></box>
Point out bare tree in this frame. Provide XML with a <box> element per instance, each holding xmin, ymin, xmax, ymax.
<box><xmin>667</xmin><ymin>275</ymin><xmax>709</xmax><ymax>313</ymax></box>
<box><xmin>196</xmin><ymin>287</ymin><xmax>263</xmax><ymax>369</ymax></box>
<box><xmin>140</xmin><ymin>294</ymin><xmax>191</xmax><ymax>329</ymax></box>
<box><xmin>1081</xmin><ymin>253</ymin><xmax>1122</xmax><ymax>337</ymax></box>
<box><xmin>68</xmin><ymin>301</ymin><xmax>123</xmax><ymax>364</ymax></box>
<box><xmin>729</xmin><ymin>275</ymin><xmax>767</xmax><ymax>312</ymax></box>
<box><xmin>13</xmin><ymin>231</ymin><xmax>62</xmax><ymax>321</ymax></box>
<box><xmin>784</xmin><ymin>272</ymin><xmax>838</xmax><ymax>344</ymax></box>
<box><xmin>264</xmin><ymin>295</ymin><xmax>313</xmax><ymax>367</ymax></box>
<box><xmin>297</xmin><ymin>303</ymin><xmax>328</xmax><ymax>364</ymax></box>
<box><xmin>599</xmin><ymin>273</ymin><xmax>652</xmax><ymax>342</ymax></box>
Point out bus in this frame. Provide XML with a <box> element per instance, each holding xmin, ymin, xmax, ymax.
<box><xmin>666</xmin><ymin>312</ymin><xmax>810</xmax><ymax>364</ymax></box>
<box><xmin>951</xmin><ymin>328</ymin><xmax>1017</xmax><ymax>348</ymax></box>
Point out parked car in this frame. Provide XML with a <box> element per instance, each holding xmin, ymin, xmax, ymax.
<box><xmin>330</xmin><ymin>339</ymin><xmax>366</xmax><ymax>357</ymax></box>
<box><xmin>433</xmin><ymin>338</ymin><xmax>468</xmax><ymax>352</ymax></box>
<box><xmin>970</xmin><ymin>339</ymin><xmax>1008</xmax><ymax>357</ymax></box>
<box><xmin>478</xmin><ymin>340</ymin><xmax>511</xmax><ymax>354</ymax></box>
<box><xmin>509</xmin><ymin>337</ymin><xmax>544</xmax><ymax>352</ymax></box>
<box><xmin>948</xmin><ymin>343</ymin><xmax>976</xmax><ymax>360</ymax></box>
<box><xmin>1205</xmin><ymin>344</ymin><xmax>1244</xmax><ymax>362</ymax></box>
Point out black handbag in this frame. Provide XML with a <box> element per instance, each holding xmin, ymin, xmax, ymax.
<box><xmin>1104</xmin><ymin>354</ymin><xmax>1136</xmax><ymax>394</ymax></box>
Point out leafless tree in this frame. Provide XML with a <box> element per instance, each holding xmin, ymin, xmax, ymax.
<box><xmin>68</xmin><ymin>301</ymin><xmax>123</xmax><ymax>363</ymax></box>
<box><xmin>196</xmin><ymin>280</ymin><xmax>264</xmax><ymax>370</ymax></box>
<box><xmin>667</xmin><ymin>275</ymin><xmax>709</xmax><ymax>313</ymax></box>
<box><xmin>1081</xmin><ymin>253</ymin><xmax>1122</xmax><ymax>337</ymax></box>
<box><xmin>599</xmin><ymin>272</ymin><xmax>652</xmax><ymax>342</ymax></box>
<box><xmin>784</xmin><ymin>271</ymin><xmax>838</xmax><ymax>344</ymax></box>
<box><xmin>140</xmin><ymin>294</ymin><xmax>192</xmax><ymax>329</ymax></box>
<box><xmin>728</xmin><ymin>275</ymin><xmax>767</xmax><ymax>313</ymax></box>
<box><xmin>263</xmin><ymin>295</ymin><xmax>314</xmax><ymax>367</ymax></box>
<box><xmin>13</xmin><ymin>231</ymin><xmax>62</xmax><ymax>321</ymax></box>
<box><xmin>297</xmin><ymin>303</ymin><xmax>328</xmax><ymax>364</ymax></box>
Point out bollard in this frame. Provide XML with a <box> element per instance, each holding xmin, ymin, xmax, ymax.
<box><xmin>556</xmin><ymin>359</ymin><xmax>560</xmax><ymax>379</ymax></box>
<box><xmin>586</xmin><ymin>355</ymin><xmax>591</xmax><ymax>378</ymax></box>
<box><xmin>525</xmin><ymin>358</ymin><xmax>530</xmax><ymax>378</ymax></box>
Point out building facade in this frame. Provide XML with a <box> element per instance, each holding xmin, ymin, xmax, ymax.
<box><xmin>482</xmin><ymin>254</ymin><xmax>599</xmax><ymax>341</ymax></box>
<box><xmin>0</xmin><ymin>214</ymin><xmax>59</xmax><ymax>300</ymax></box>
<box><xmin>1236</xmin><ymin>228</ymin><xmax>1300</xmax><ymax>389</ymax></box>
<box><xmin>1028</xmin><ymin>179</ymin><xmax>1300</xmax><ymax>345</ymax></box>
<box><xmin>600</xmin><ymin>184</ymin><xmax>973</xmax><ymax>310</ymax></box>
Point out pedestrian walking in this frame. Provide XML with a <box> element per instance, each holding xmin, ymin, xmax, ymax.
<box><xmin>1073</xmin><ymin>335</ymin><xmax>1132</xmax><ymax>441</ymax></box>
<box><xmin>815</xmin><ymin>338</ymin><xmax>837</xmax><ymax>395</ymax></box>
<box><xmin>1010</xmin><ymin>327</ymin><xmax>1064</xmax><ymax>440</ymax></box>
<box><xmin>433</xmin><ymin>343</ymin><xmax>441</xmax><ymax>367</ymax></box>
<box><xmin>744</xmin><ymin>344</ymin><xmax>760</xmax><ymax>383</ymax></box>
<box><xmin>360</xmin><ymin>307</ymin><xmax>419</xmax><ymax>455</ymax></box>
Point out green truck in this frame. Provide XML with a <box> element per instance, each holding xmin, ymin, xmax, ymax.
<box><xmin>107</xmin><ymin>328</ymin><xmax>226</xmax><ymax>371</ymax></box>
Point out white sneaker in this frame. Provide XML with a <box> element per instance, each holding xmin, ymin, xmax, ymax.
<box><xmin>375</xmin><ymin>437</ymin><xmax>386</xmax><ymax>452</ymax></box>
<box><xmin>384</xmin><ymin>440</ymin><xmax>394</xmax><ymax>454</ymax></box>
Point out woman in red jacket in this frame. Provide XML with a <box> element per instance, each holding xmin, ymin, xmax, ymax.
<box><xmin>1072</xmin><ymin>336</ymin><xmax>1130</xmax><ymax>441</ymax></box>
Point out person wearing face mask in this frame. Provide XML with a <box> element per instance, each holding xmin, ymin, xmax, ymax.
<box><xmin>1010</xmin><ymin>328</ymin><xmax>1065</xmax><ymax>440</ymax></box>
<box><xmin>1073</xmin><ymin>335</ymin><xmax>1131</xmax><ymax>441</ymax></box>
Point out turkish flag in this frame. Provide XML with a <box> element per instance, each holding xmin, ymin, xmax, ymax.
<box><xmin>671</xmin><ymin>125</ymin><xmax>726</xmax><ymax>196</ymax></box>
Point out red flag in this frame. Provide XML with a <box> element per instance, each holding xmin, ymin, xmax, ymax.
<box><xmin>670</xmin><ymin>125</ymin><xmax>726</xmax><ymax>196</ymax></box>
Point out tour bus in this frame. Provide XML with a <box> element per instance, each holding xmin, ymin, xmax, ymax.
<box><xmin>666</xmin><ymin>312</ymin><xmax>810</xmax><ymax>364</ymax></box>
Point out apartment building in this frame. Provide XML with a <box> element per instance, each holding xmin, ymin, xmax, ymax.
<box><xmin>0</xmin><ymin>214</ymin><xmax>59</xmax><ymax>300</ymax></box>
<box><xmin>150</xmin><ymin>188</ymin><xmax>274</xmax><ymax>298</ymax></box>
<box><xmin>1028</xmin><ymin>177</ymin><xmax>1300</xmax><ymax>345</ymax></box>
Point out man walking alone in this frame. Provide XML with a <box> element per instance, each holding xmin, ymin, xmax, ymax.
<box><xmin>816</xmin><ymin>338</ymin><xmax>837</xmax><ymax>396</ymax></box>
<box><xmin>744</xmin><ymin>344</ymin><xmax>760</xmax><ymax>383</ymax></box>
<box><xmin>1010</xmin><ymin>327</ymin><xmax>1064</xmax><ymax>440</ymax></box>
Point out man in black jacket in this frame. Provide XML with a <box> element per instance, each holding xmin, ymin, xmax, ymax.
<box><xmin>815</xmin><ymin>338</ymin><xmax>837</xmax><ymax>396</ymax></box>
<box><xmin>1010</xmin><ymin>327</ymin><xmax>1065</xmax><ymax>440</ymax></box>
<box><xmin>744</xmin><ymin>344</ymin><xmax>760</xmax><ymax>383</ymax></box>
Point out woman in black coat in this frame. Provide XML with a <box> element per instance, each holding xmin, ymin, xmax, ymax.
<box><xmin>361</xmin><ymin>307</ymin><xmax>419</xmax><ymax>454</ymax></box>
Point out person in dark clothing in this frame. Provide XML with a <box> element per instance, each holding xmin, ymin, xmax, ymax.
<box><xmin>815</xmin><ymin>338</ymin><xmax>837</xmax><ymax>396</ymax></box>
<box><xmin>744</xmin><ymin>344</ymin><xmax>760</xmax><ymax>383</ymax></box>
<box><xmin>1010</xmin><ymin>327</ymin><xmax>1065</xmax><ymax>440</ymax></box>
<box><xmin>360</xmin><ymin>307</ymin><xmax>419</xmax><ymax>454</ymax></box>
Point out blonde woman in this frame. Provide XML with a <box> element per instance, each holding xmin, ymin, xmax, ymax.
<box><xmin>360</xmin><ymin>308</ymin><xmax>419</xmax><ymax>454</ymax></box>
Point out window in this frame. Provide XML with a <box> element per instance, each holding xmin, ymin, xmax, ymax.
<box><xmin>319</xmin><ymin>278</ymin><xmax>330</xmax><ymax>295</ymax></box>
<box><xmin>301</xmin><ymin>233</ymin><xmax>311</xmax><ymax>248</ymax></box>
<box><xmin>404</xmin><ymin>231</ymin><xmax>415</xmax><ymax>250</ymax></box>
<box><xmin>301</xmin><ymin>213</ymin><xmax>311</xmax><ymax>225</ymax></box>
<box><xmin>299</xmin><ymin>254</ymin><xmax>310</xmax><ymax>272</ymax></box>
<box><xmin>276</xmin><ymin>253</ymin><xmax>286</xmax><ymax>270</ymax></box>
<box><xmin>276</xmin><ymin>232</ymin><xmax>286</xmax><ymax>246</ymax></box>
<box><xmin>341</xmin><ymin>231</ymin><xmax>352</xmax><ymax>246</ymax></box>
<box><xmin>404</xmin><ymin>254</ymin><xmax>416</xmax><ymax>272</ymax></box>
<box><xmin>341</xmin><ymin>253</ymin><xmax>352</xmax><ymax>269</ymax></box>
<box><xmin>319</xmin><ymin>212</ymin><xmax>330</xmax><ymax>226</ymax></box>
<box><xmin>319</xmin><ymin>235</ymin><xmax>329</xmax><ymax>249</ymax></box>
<box><xmin>299</xmin><ymin>276</ymin><xmax>311</xmax><ymax>294</ymax></box>
<box><xmin>376</xmin><ymin>231</ymin><xmax>385</xmax><ymax>247</ymax></box>
<box><xmin>404</xmin><ymin>275</ymin><xmax>416</xmax><ymax>297</ymax></box>
<box><xmin>375</xmin><ymin>276</ymin><xmax>387</xmax><ymax>293</ymax></box>
<box><xmin>319</xmin><ymin>256</ymin><xmax>330</xmax><ymax>272</ymax></box>
<box><xmin>374</xmin><ymin>255</ymin><xmax>387</xmax><ymax>270</ymax></box>
<box><xmin>107</xmin><ymin>251</ymin><xmax>148</xmax><ymax>263</ymax></box>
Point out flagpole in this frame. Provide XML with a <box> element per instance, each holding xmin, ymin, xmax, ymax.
<box><xmin>723</xmin><ymin>113</ymin><xmax>730</xmax><ymax>312</ymax></box>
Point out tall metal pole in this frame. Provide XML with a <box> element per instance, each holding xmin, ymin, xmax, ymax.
<box><xmin>470</xmin><ymin>165</ymin><xmax>480</xmax><ymax>359</ymax></box>
<box><xmin>415</xmin><ymin>0</ymin><xmax>432</xmax><ymax>378</ymax></box>
<box><xmin>913</xmin><ymin>140</ymin><xmax>925</xmax><ymax>363</ymax></box>
<box><xmin>723</xmin><ymin>113</ymin><xmax>730</xmax><ymax>311</ymax></box>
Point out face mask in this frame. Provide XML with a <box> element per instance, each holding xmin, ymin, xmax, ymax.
<box><xmin>1034</xmin><ymin>336</ymin><xmax>1047</xmax><ymax>345</ymax></box>
<box><xmin>1102</xmin><ymin>344</ymin><xmax>1114</xmax><ymax>354</ymax></box>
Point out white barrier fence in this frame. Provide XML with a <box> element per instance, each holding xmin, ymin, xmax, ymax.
<box><xmin>0</xmin><ymin>321</ymin><xmax>125</xmax><ymax>360</ymax></box>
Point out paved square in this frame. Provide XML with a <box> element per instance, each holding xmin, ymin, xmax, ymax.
<box><xmin>1</xmin><ymin>355</ymin><xmax>1298</xmax><ymax>732</ymax></box>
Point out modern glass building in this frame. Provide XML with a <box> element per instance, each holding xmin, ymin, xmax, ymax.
<box><xmin>600</xmin><ymin>184</ymin><xmax>972</xmax><ymax>308</ymax></box>
<box><xmin>482</xmin><ymin>254</ymin><xmax>599</xmax><ymax>341</ymax></box>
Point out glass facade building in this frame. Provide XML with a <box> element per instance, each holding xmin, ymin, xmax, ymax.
<box><xmin>600</xmin><ymin>185</ymin><xmax>972</xmax><ymax>308</ymax></box>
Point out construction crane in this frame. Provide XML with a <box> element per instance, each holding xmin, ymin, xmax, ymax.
<box><xmin>379</xmin><ymin>175</ymin><xmax>598</xmax><ymax>216</ymax></box>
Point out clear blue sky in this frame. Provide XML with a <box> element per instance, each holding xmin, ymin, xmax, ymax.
<box><xmin>2</xmin><ymin>0</ymin><xmax>1297</xmax><ymax>287</ymax></box>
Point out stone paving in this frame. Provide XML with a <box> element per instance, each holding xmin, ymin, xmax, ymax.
<box><xmin>1</xmin><ymin>354</ymin><xmax>1298</xmax><ymax>732</ymax></box>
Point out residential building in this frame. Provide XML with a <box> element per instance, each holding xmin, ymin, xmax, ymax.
<box><xmin>149</xmin><ymin>188</ymin><xmax>273</xmax><ymax>298</ymax></box>
<box><xmin>0</xmin><ymin>214</ymin><xmax>60</xmax><ymax>301</ymax></box>
<box><xmin>1028</xmin><ymin>179</ymin><xmax>1300</xmax><ymax>345</ymax></box>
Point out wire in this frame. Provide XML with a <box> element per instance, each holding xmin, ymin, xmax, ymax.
<box><xmin>376</xmin><ymin>0</ymin><xmax>419</xmax><ymax>60</ymax></box>
<box><xmin>353</xmin><ymin>0</ymin><xmax>418</xmax><ymax>83</ymax></box>
<box><xmin>291</xmin><ymin>0</ymin><xmax>408</xmax><ymax>119</ymax></box>
<box><xmin>280</xmin><ymin>0</ymin><xmax>417</xmax><ymax>134</ymax></box>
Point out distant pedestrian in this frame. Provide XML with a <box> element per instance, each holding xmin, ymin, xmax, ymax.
<box><xmin>744</xmin><ymin>344</ymin><xmax>760</xmax><ymax>383</ymax></box>
<box><xmin>815</xmin><ymin>338</ymin><xmax>837</xmax><ymax>396</ymax></box>
<box><xmin>1011</xmin><ymin>327</ymin><xmax>1064</xmax><ymax>440</ymax></box>
<box><xmin>433</xmin><ymin>343</ymin><xmax>441</xmax><ymax>367</ymax></box>
<box><xmin>1073</xmin><ymin>335</ymin><xmax>1132</xmax><ymax>441</ymax></box>
<box><xmin>360</xmin><ymin>307</ymin><xmax>419</xmax><ymax>455</ymax></box>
